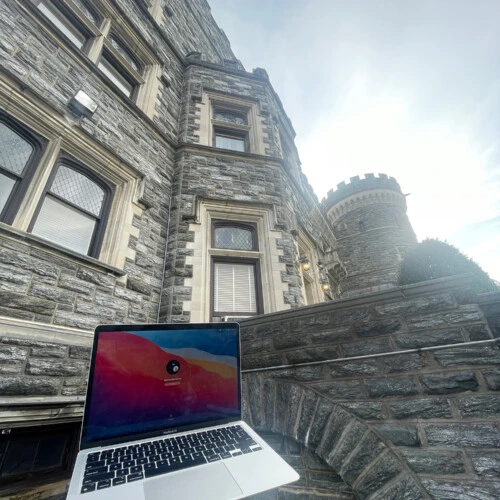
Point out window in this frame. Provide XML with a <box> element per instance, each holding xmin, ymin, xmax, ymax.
<box><xmin>0</xmin><ymin>118</ymin><xmax>44</xmax><ymax>225</ymax></box>
<box><xmin>212</xmin><ymin>107</ymin><xmax>250</xmax><ymax>153</ymax></box>
<box><xmin>211</xmin><ymin>222</ymin><xmax>262</xmax><ymax>319</ymax></box>
<box><xmin>30</xmin><ymin>160</ymin><xmax>113</xmax><ymax>257</ymax></box>
<box><xmin>32</xmin><ymin>0</ymin><xmax>157</xmax><ymax>104</ymax></box>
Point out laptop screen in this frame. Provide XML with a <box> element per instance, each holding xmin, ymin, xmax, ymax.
<box><xmin>81</xmin><ymin>323</ymin><xmax>241</xmax><ymax>449</ymax></box>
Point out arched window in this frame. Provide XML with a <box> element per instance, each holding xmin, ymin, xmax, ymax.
<box><xmin>30</xmin><ymin>160</ymin><xmax>113</xmax><ymax>257</ymax></box>
<box><xmin>0</xmin><ymin>118</ymin><xmax>43</xmax><ymax>224</ymax></box>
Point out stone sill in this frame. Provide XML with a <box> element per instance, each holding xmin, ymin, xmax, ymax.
<box><xmin>0</xmin><ymin>223</ymin><xmax>125</xmax><ymax>277</ymax></box>
<box><xmin>0</xmin><ymin>396</ymin><xmax>85</xmax><ymax>407</ymax></box>
<box><xmin>239</xmin><ymin>273</ymin><xmax>476</xmax><ymax>327</ymax></box>
<box><xmin>0</xmin><ymin>316</ymin><xmax>94</xmax><ymax>346</ymax></box>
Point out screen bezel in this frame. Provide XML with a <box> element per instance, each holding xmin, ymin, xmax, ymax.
<box><xmin>80</xmin><ymin>322</ymin><xmax>241</xmax><ymax>450</ymax></box>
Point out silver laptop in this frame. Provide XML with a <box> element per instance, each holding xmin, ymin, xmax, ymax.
<box><xmin>67</xmin><ymin>323</ymin><xmax>299</xmax><ymax>499</ymax></box>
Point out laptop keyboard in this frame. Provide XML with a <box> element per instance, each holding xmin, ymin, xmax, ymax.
<box><xmin>80</xmin><ymin>425</ymin><xmax>262</xmax><ymax>494</ymax></box>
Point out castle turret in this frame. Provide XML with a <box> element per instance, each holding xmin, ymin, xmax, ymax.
<box><xmin>322</xmin><ymin>174</ymin><xmax>417</xmax><ymax>297</ymax></box>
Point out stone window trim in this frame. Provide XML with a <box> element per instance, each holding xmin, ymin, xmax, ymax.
<box><xmin>0</xmin><ymin>98</ymin><xmax>143</xmax><ymax>270</ymax></box>
<box><xmin>186</xmin><ymin>199</ymin><xmax>287</xmax><ymax>322</ymax></box>
<box><xmin>295</xmin><ymin>228</ymin><xmax>323</xmax><ymax>305</ymax></box>
<box><xmin>196</xmin><ymin>92</ymin><xmax>267</xmax><ymax>156</ymax></box>
<box><xmin>27</xmin><ymin>153</ymin><xmax>114</xmax><ymax>259</ymax></box>
<box><xmin>0</xmin><ymin>114</ymin><xmax>47</xmax><ymax>226</ymax></box>
<box><xmin>29</xmin><ymin>0</ymin><xmax>161</xmax><ymax>114</ymax></box>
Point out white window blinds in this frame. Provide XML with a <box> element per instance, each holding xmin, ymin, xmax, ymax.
<box><xmin>214</xmin><ymin>262</ymin><xmax>257</xmax><ymax>313</ymax></box>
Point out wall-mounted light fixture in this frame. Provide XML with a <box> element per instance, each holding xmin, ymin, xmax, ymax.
<box><xmin>68</xmin><ymin>90</ymin><xmax>97</xmax><ymax>118</ymax></box>
<box><xmin>299</xmin><ymin>257</ymin><xmax>311</xmax><ymax>272</ymax></box>
<box><xmin>320</xmin><ymin>279</ymin><xmax>330</xmax><ymax>292</ymax></box>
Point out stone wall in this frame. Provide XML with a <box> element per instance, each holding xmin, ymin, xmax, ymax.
<box><xmin>241</xmin><ymin>275</ymin><xmax>500</xmax><ymax>499</ymax></box>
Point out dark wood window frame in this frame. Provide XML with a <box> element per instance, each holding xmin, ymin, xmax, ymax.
<box><xmin>28</xmin><ymin>153</ymin><xmax>115</xmax><ymax>258</ymax></box>
<box><xmin>212</xmin><ymin>220</ymin><xmax>258</xmax><ymax>251</ymax></box>
<box><xmin>0</xmin><ymin>114</ymin><xmax>46</xmax><ymax>225</ymax></box>
<box><xmin>32</xmin><ymin>0</ymin><xmax>99</xmax><ymax>53</ymax></box>
<box><xmin>210</xmin><ymin>256</ymin><xmax>263</xmax><ymax>319</ymax></box>
<box><xmin>213</xmin><ymin>126</ymin><xmax>249</xmax><ymax>153</ymax></box>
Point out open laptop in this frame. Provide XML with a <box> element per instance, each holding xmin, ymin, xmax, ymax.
<box><xmin>67</xmin><ymin>322</ymin><xmax>299</xmax><ymax>499</ymax></box>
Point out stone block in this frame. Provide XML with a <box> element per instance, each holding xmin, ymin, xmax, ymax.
<box><xmin>434</xmin><ymin>344</ymin><xmax>500</xmax><ymax>367</ymax></box>
<box><xmin>242</xmin><ymin>353</ymin><xmax>283</xmax><ymax>371</ymax></box>
<box><xmin>0</xmin><ymin>345</ymin><xmax>28</xmax><ymax>361</ymax></box>
<box><xmin>316</xmin><ymin>380</ymin><xmax>364</xmax><ymax>400</ymax></box>
<box><xmin>29</xmin><ymin>282</ymin><xmax>75</xmax><ymax>304</ymax></box>
<box><xmin>406</xmin><ymin>305</ymin><xmax>484</xmax><ymax>330</ymax></box>
<box><xmin>390</xmin><ymin>398</ymin><xmax>452</xmax><ymax>419</ymax></box>
<box><xmin>30</xmin><ymin>345</ymin><xmax>68</xmax><ymax>358</ymax></box>
<box><xmin>425</xmin><ymin>423</ymin><xmax>500</xmax><ymax>447</ymax></box>
<box><xmin>54</xmin><ymin>310</ymin><xmax>98</xmax><ymax>330</ymax></box>
<box><xmin>374</xmin><ymin>293</ymin><xmax>455</xmax><ymax>317</ymax></box>
<box><xmin>0</xmin><ymin>248</ymin><xmax>59</xmax><ymax>278</ymax></box>
<box><xmin>310</xmin><ymin>326</ymin><xmax>352</xmax><ymax>344</ymax></box>
<box><xmin>466</xmin><ymin>324</ymin><xmax>493</xmax><ymax>341</ymax></box>
<box><xmin>380</xmin><ymin>353</ymin><xmax>424</xmax><ymax>373</ymax></box>
<box><xmin>114</xmin><ymin>286</ymin><xmax>143</xmax><ymax>303</ymax></box>
<box><xmin>274</xmin><ymin>382</ymin><xmax>303</xmax><ymax>435</ymax></box>
<box><xmin>315</xmin><ymin>406</ymin><xmax>351</xmax><ymax>459</ymax></box>
<box><xmin>295</xmin><ymin>390</ymin><xmax>320</xmax><ymax>445</ymax></box>
<box><xmin>75</xmin><ymin>301</ymin><xmax>115</xmax><ymax>321</ymax></box>
<box><xmin>458</xmin><ymin>395</ymin><xmax>500</xmax><ymax>417</ymax></box>
<box><xmin>306</xmin><ymin>399</ymin><xmax>336</xmax><ymax>450</ymax></box>
<box><xmin>376</xmin><ymin>423</ymin><xmax>420</xmax><ymax>446</ymax></box>
<box><xmin>483</xmin><ymin>370</ymin><xmax>500</xmax><ymax>390</ymax></box>
<box><xmin>469</xmin><ymin>450</ymin><xmax>500</xmax><ymax>478</ymax></box>
<box><xmin>0</xmin><ymin>376</ymin><xmax>60</xmax><ymax>395</ymax></box>
<box><xmin>400</xmin><ymin>449</ymin><xmax>465</xmax><ymax>474</ymax></box>
<box><xmin>273</xmin><ymin>334</ymin><xmax>309</xmax><ymax>350</ymax></box>
<box><xmin>421</xmin><ymin>478</ymin><xmax>500</xmax><ymax>500</ymax></box>
<box><xmin>354</xmin><ymin>451</ymin><xmax>402</xmax><ymax>499</ymax></box>
<box><xmin>420</xmin><ymin>372</ymin><xmax>478</xmax><ymax>394</ymax></box>
<box><xmin>284</xmin><ymin>347</ymin><xmax>339</xmax><ymax>364</ymax></box>
<box><xmin>378</xmin><ymin>474</ymin><xmax>427</xmax><ymax>500</ymax></box>
<box><xmin>26</xmin><ymin>358</ymin><xmax>87</xmax><ymax>377</ymax></box>
<box><xmin>242</xmin><ymin>338</ymin><xmax>273</xmax><ymax>356</ymax></box>
<box><xmin>69</xmin><ymin>346</ymin><xmax>92</xmax><ymax>360</ymax></box>
<box><xmin>329</xmin><ymin>360</ymin><xmax>378</xmax><ymax>377</ymax></box>
<box><xmin>76</xmin><ymin>267</ymin><xmax>115</xmax><ymax>288</ymax></box>
<box><xmin>340</xmin><ymin>431</ymin><xmax>387</xmax><ymax>485</ymax></box>
<box><xmin>394</xmin><ymin>329</ymin><xmax>463</xmax><ymax>349</ymax></box>
<box><xmin>327</xmin><ymin>419</ymin><xmax>367</xmax><ymax>472</ymax></box>
<box><xmin>365</xmin><ymin>377</ymin><xmax>418</xmax><ymax>398</ymax></box>
<box><xmin>58</xmin><ymin>273</ymin><xmax>95</xmax><ymax>294</ymax></box>
<box><xmin>354</xmin><ymin>318</ymin><xmax>402</xmax><ymax>337</ymax></box>
<box><xmin>340</xmin><ymin>402</ymin><xmax>384</xmax><ymax>420</ymax></box>
<box><xmin>0</xmin><ymin>290</ymin><xmax>56</xmax><ymax>315</ymax></box>
<box><xmin>343</xmin><ymin>337</ymin><xmax>392</xmax><ymax>357</ymax></box>
<box><xmin>275</xmin><ymin>365</ymin><xmax>324</xmax><ymax>382</ymax></box>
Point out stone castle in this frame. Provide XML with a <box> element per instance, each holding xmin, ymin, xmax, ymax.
<box><xmin>0</xmin><ymin>1</ymin><xmax>498</xmax><ymax>498</ymax></box>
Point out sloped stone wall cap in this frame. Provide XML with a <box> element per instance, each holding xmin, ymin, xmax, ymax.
<box><xmin>239</xmin><ymin>274</ymin><xmax>476</xmax><ymax>327</ymax></box>
<box><xmin>0</xmin><ymin>395</ymin><xmax>85</xmax><ymax>407</ymax></box>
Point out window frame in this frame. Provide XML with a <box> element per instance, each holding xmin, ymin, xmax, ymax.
<box><xmin>213</xmin><ymin>126</ymin><xmax>249</xmax><ymax>153</ymax></box>
<box><xmin>212</xmin><ymin>221</ymin><xmax>258</xmax><ymax>251</ymax></box>
<box><xmin>28</xmin><ymin>154</ymin><xmax>115</xmax><ymax>258</ymax></box>
<box><xmin>0</xmin><ymin>115</ymin><xmax>46</xmax><ymax>226</ymax></box>
<box><xmin>211</xmin><ymin>104</ymin><xmax>251</xmax><ymax>153</ymax></box>
<box><xmin>210</xmin><ymin>256</ymin><xmax>263</xmax><ymax>319</ymax></box>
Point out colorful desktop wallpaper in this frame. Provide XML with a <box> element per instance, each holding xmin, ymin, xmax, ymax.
<box><xmin>83</xmin><ymin>328</ymin><xmax>239</xmax><ymax>443</ymax></box>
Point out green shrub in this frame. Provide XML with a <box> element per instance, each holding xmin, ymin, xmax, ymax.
<box><xmin>398</xmin><ymin>239</ymin><xmax>498</xmax><ymax>292</ymax></box>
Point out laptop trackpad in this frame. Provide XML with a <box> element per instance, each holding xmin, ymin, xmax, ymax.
<box><xmin>143</xmin><ymin>462</ymin><xmax>242</xmax><ymax>500</ymax></box>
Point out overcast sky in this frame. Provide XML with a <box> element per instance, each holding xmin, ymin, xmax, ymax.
<box><xmin>209</xmin><ymin>0</ymin><xmax>500</xmax><ymax>282</ymax></box>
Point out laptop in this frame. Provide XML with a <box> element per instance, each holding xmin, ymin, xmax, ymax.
<box><xmin>67</xmin><ymin>322</ymin><xmax>299</xmax><ymax>499</ymax></box>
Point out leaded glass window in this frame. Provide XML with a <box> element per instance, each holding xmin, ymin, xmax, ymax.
<box><xmin>108</xmin><ymin>35</ymin><xmax>139</xmax><ymax>72</ymax></box>
<box><xmin>71</xmin><ymin>0</ymin><xmax>97</xmax><ymax>25</ymax></box>
<box><xmin>31</xmin><ymin>164</ymin><xmax>109</xmax><ymax>256</ymax></box>
<box><xmin>214</xmin><ymin>225</ymin><xmax>254</xmax><ymax>250</ymax></box>
<box><xmin>98</xmin><ymin>54</ymin><xmax>134</xmax><ymax>97</ymax></box>
<box><xmin>0</xmin><ymin>121</ymin><xmax>36</xmax><ymax>217</ymax></box>
<box><xmin>214</xmin><ymin>109</ymin><xmax>247</xmax><ymax>125</ymax></box>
